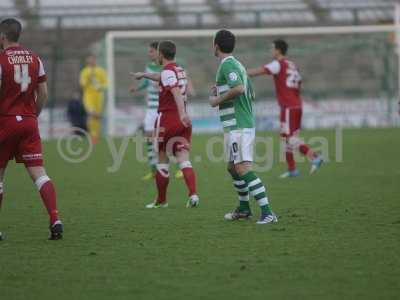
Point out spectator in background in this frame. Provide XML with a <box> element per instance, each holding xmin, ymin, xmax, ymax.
<box><xmin>67</xmin><ymin>91</ymin><xmax>87</xmax><ymax>135</ymax></box>
<box><xmin>79</xmin><ymin>54</ymin><xmax>107</xmax><ymax>144</ymax></box>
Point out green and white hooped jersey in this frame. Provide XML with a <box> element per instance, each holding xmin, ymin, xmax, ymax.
<box><xmin>144</xmin><ymin>62</ymin><xmax>162</xmax><ymax>110</ymax></box>
<box><xmin>215</xmin><ymin>56</ymin><xmax>255</xmax><ymax>132</ymax></box>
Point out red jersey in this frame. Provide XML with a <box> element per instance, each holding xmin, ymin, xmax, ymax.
<box><xmin>158</xmin><ymin>62</ymin><xmax>187</xmax><ymax>113</ymax></box>
<box><xmin>0</xmin><ymin>45</ymin><xmax>47</xmax><ymax>117</ymax></box>
<box><xmin>264</xmin><ymin>58</ymin><xmax>302</xmax><ymax>108</ymax></box>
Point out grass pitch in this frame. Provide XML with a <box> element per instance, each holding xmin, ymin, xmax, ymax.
<box><xmin>0</xmin><ymin>128</ymin><xmax>399</xmax><ymax>300</ymax></box>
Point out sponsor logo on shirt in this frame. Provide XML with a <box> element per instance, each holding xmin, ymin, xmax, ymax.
<box><xmin>229</xmin><ymin>72</ymin><xmax>238</xmax><ymax>81</ymax></box>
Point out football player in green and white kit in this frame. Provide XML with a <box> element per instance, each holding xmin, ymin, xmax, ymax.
<box><xmin>209</xmin><ymin>30</ymin><xmax>277</xmax><ymax>224</ymax></box>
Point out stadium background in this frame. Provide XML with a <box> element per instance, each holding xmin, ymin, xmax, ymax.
<box><xmin>1</xmin><ymin>2</ymin><xmax>400</xmax><ymax>300</ymax></box>
<box><xmin>1</xmin><ymin>0</ymin><xmax>398</xmax><ymax>138</ymax></box>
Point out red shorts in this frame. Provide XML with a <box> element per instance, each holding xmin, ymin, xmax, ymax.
<box><xmin>154</xmin><ymin>112</ymin><xmax>192</xmax><ymax>155</ymax></box>
<box><xmin>280</xmin><ymin>107</ymin><xmax>302</xmax><ymax>137</ymax></box>
<box><xmin>0</xmin><ymin>116</ymin><xmax>43</xmax><ymax>168</ymax></box>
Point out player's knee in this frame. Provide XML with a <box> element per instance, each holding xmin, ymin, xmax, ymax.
<box><xmin>156</xmin><ymin>163</ymin><xmax>170</xmax><ymax>178</ymax></box>
<box><xmin>0</xmin><ymin>182</ymin><xmax>3</xmax><ymax>194</ymax></box>
<box><xmin>179</xmin><ymin>161</ymin><xmax>192</xmax><ymax>170</ymax></box>
<box><xmin>227</xmin><ymin>163</ymin><xmax>236</xmax><ymax>176</ymax></box>
<box><xmin>234</xmin><ymin>162</ymin><xmax>251</xmax><ymax>176</ymax></box>
<box><xmin>285</xmin><ymin>139</ymin><xmax>293</xmax><ymax>152</ymax></box>
<box><xmin>288</xmin><ymin>135</ymin><xmax>302</xmax><ymax>148</ymax></box>
<box><xmin>27</xmin><ymin>166</ymin><xmax>47</xmax><ymax>182</ymax></box>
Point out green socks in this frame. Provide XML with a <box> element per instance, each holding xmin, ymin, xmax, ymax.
<box><xmin>146</xmin><ymin>140</ymin><xmax>156</xmax><ymax>172</ymax></box>
<box><xmin>241</xmin><ymin>171</ymin><xmax>272</xmax><ymax>214</ymax></box>
<box><xmin>231</xmin><ymin>173</ymin><xmax>250</xmax><ymax>211</ymax></box>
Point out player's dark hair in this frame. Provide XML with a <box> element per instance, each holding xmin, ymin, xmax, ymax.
<box><xmin>149</xmin><ymin>41</ymin><xmax>159</xmax><ymax>50</ymax></box>
<box><xmin>0</xmin><ymin>18</ymin><xmax>22</xmax><ymax>42</ymax></box>
<box><xmin>273</xmin><ymin>39</ymin><xmax>288</xmax><ymax>55</ymax></box>
<box><xmin>158</xmin><ymin>40</ymin><xmax>176</xmax><ymax>60</ymax></box>
<box><xmin>214</xmin><ymin>29</ymin><xmax>235</xmax><ymax>54</ymax></box>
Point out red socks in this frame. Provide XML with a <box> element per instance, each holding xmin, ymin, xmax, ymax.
<box><xmin>285</xmin><ymin>140</ymin><xmax>296</xmax><ymax>171</ymax></box>
<box><xmin>299</xmin><ymin>143</ymin><xmax>310</xmax><ymax>156</ymax></box>
<box><xmin>287</xmin><ymin>136</ymin><xmax>317</xmax><ymax>164</ymax></box>
<box><xmin>299</xmin><ymin>144</ymin><xmax>316</xmax><ymax>160</ymax></box>
<box><xmin>155</xmin><ymin>161</ymin><xmax>197</xmax><ymax>203</ymax></box>
<box><xmin>155</xmin><ymin>164</ymin><xmax>169</xmax><ymax>204</ymax></box>
<box><xmin>285</xmin><ymin>151</ymin><xmax>296</xmax><ymax>171</ymax></box>
<box><xmin>35</xmin><ymin>176</ymin><xmax>59</xmax><ymax>225</ymax></box>
<box><xmin>180</xmin><ymin>161</ymin><xmax>197</xmax><ymax>197</ymax></box>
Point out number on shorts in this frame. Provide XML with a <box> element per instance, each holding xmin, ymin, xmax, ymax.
<box><xmin>232</xmin><ymin>142</ymin><xmax>238</xmax><ymax>153</ymax></box>
<box><xmin>14</xmin><ymin>64</ymin><xmax>32</xmax><ymax>92</ymax></box>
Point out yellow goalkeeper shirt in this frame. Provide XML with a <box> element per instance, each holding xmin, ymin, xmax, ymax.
<box><xmin>79</xmin><ymin>66</ymin><xmax>108</xmax><ymax>103</ymax></box>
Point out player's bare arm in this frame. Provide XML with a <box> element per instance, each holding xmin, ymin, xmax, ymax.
<box><xmin>129</xmin><ymin>83</ymin><xmax>142</xmax><ymax>94</ymax></box>
<box><xmin>247</xmin><ymin>66</ymin><xmax>268</xmax><ymax>77</ymax></box>
<box><xmin>171</xmin><ymin>86</ymin><xmax>190</xmax><ymax>127</ymax></box>
<box><xmin>129</xmin><ymin>73</ymin><xmax>149</xmax><ymax>95</ymax></box>
<box><xmin>36</xmin><ymin>82</ymin><xmax>48</xmax><ymax>116</ymax></box>
<box><xmin>186</xmin><ymin>75</ymin><xmax>196</xmax><ymax>97</ymax></box>
<box><xmin>131</xmin><ymin>71</ymin><xmax>160</xmax><ymax>82</ymax></box>
<box><xmin>209</xmin><ymin>84</ymin><xmax>245</xmax><ymax>107</ymax></box>
<box><xmin>129</xmin><ymin>84</ymin><xmax>138</xmax><ymax>94</ymax></box>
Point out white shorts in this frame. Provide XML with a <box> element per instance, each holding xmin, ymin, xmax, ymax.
<box><xmin>143</xmin><ymin>110</ymin><xmax>158</xmax><ymax>132</ymax></box>
<box><xmin>224</xmin><ymin>128</ymin><xmax>255</xmax><ymax>164</ymax></box>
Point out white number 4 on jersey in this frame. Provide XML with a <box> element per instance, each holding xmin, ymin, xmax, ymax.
<box><xmin>14</xmin><ymin>64</ymin><xmax>32</xmax><ymax>92</ymax></box>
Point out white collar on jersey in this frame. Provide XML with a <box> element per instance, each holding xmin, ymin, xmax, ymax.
<box><xmin>220</xmin><ymin>55</ymin><xmax>234</xmax><ymax>65</ymax></box>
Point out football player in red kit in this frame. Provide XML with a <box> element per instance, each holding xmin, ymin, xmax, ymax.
<box><xmin>0</xmin><ymin>18</ymin><xmax>63</xmax><ymax>239</ymax></box>
<box><xmin>133</xmin><ymin>40</ymin><xmax>199</xmax><ymax>208</ymax></box>
<box><xmin>248</xmin><ymin>39</ymin><xmax>323</xmax><ymax>178</ymax></box>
